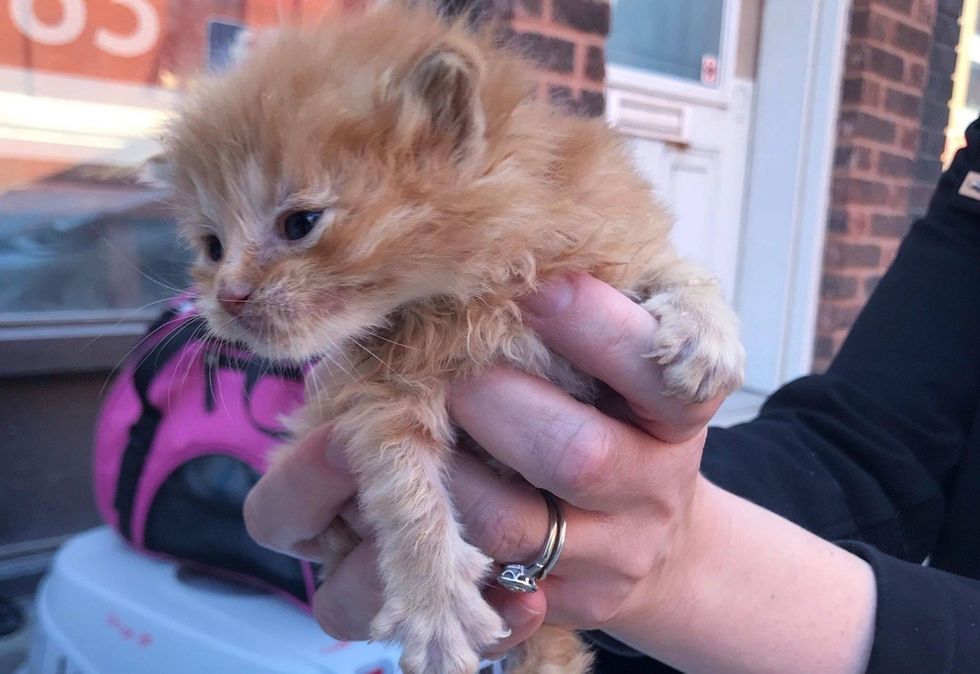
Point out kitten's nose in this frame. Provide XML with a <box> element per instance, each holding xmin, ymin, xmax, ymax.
<box><xmin>217</xmin><ymin>282</ymin><xmax>253</xmax><ymax>316</ymax></box>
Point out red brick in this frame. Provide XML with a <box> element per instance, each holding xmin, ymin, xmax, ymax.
<box><xmin>851</xmin><ymin>9</ymin><xmax>871</xmax><ymax>37</ymax></box>
<box><xmin>894</xmin><ymin>22</ymin><xmax>931</xmax><ymax>56</ymax></box>
<box><xmin>819</xmin><ymin>303</ymin><xmax>863</xmax><ymax>332</ymax></box>
<box><xmin>822</xmin><ymin>274</ymin><xmax>860</xmax><ymax>299</ymax></box>
<box><xmin>578</xmin><ymin>89</ymin><xmax>605</xmax><ymax>117</ymax></box>
<box><xmin>825</xmin><ymin>241</ymin><xmax>884</xmax><ymax>268</ymax></box>
<box><xmin>552</xmin><ymin>0</ymin><xmax>610</xmax><ymax>36</ymax></box>
<box><xmin>909</xmin><ymin>62</ymin><xmax>927</xmax><ymax>88</ymax></box>
<box><xmin>869</xmin><ymin>10</ymin><xmax>893</xmax><ymax>40</ymax></box>
<box><xmin>841</xmin><ymin>110</ymin><xmax>897</xmax><ymax>143</ymax></box>
<box><xmin>884</xmin><ymin>88</ymin><xmax>922</xmax><ymax>118</ymax></box>
<box><xmin>870</xmin><ymin>213</ymin><xmax>910</xmax><ymax>237</ymax></box>
<box><xmin>549</xmin><ymin>85</ymin><xmax>576</xmax><ymax>110</ymax></box>
<box><xmin>814</xmin><ymin>336</ymin><xmax>837</xmax><ymax>361</ymax></box>
<box><xmin>585</xmin><ymin>45</ymin><xmax>605</xmax><ymax>81</ymax></box>
<box><xmin>829</xmin><ymin>210</ymin><xmax>849</xmax><ymax>232</ymax></box>
<box><xmin>869</xmin><ymin>46</ymin><xmax>905</xmax><ymax>80</ymax></box>
<box><xmin>878</xmin><ymin>150</ymin><xmax>913</xmax><ymax>176</ymax></box>
<box><xmin>879</xmin><ymin>0</ymin><xmax>914</xmax><ymax>13</ymax></box>
<box><xmin>506</xmin><ymin>31</ymin><xmax>576</xmax><ymax>72</ymax></box>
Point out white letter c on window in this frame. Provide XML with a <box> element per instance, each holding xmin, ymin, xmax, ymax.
<box><xmin>94</xmin><ymin>0</ymin><xmax>160</xmax><ymax>58</ymax></box>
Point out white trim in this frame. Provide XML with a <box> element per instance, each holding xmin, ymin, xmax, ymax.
<box><xmin>735</xmin><ymin>0</ymin><xmax>850</xmax><ymax>392</ymax></box>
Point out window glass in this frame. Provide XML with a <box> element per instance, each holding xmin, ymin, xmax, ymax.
<box><xmin>607</xmin><ymin>0</ymin><xmax>726</xmax><ymax>86</ymax></box>
<box><xmin>0</xmin><ymin>0</ymin><xmax>337</xmax><ymax>323</ymax></box>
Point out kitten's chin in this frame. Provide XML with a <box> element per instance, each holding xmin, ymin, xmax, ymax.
<box><xmin>206</xmin><ymin>314</ymin><xmax>324</xmax><ymax>364</ymax></box>
<box><xmin>234</xmin><ymin>325</ymin><xmax>337</xmax><ymax>363</ymax></box>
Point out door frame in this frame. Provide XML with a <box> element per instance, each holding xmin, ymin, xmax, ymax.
<box><xmin>735</xmin><ymin>0</ymin><xmax>851</xmax><ymax>392</ymax></box>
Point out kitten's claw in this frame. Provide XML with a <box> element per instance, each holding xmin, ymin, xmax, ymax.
<box><xmin>643</xmin><ymin>288</ymin><xmax>745</xmax><ymax>403</ymax></box>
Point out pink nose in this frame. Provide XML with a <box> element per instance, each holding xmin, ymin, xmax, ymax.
<box><xmin>217</xmin><ymin>284</ymin><xmax>252</xmax><ymax>316</ymax></box>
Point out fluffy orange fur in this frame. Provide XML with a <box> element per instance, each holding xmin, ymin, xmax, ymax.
<box><xmin>159</xmin><ymin>3</ymin><xmax>744</xmax><ymax>673</ymax></box>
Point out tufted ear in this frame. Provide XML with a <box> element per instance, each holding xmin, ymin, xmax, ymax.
<box><xmin>403</xmin><ymin>46</ymin><xmax>486</xmax><ymax>158</ymax></box>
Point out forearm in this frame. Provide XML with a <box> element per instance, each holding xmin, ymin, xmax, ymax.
<box><xmin>605</xmin><ymin>477</ymin><xmax>876</xmax><ymax>674</ymax></box>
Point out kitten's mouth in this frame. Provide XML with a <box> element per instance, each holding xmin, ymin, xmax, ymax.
<box><xmin>222</xmin><ymin>310</ymin><xmax>296</xmax><ymax>358</ymax></box>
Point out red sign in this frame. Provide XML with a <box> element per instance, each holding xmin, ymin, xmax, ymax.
<box><xmin>0</xmin><ymin>0</ymin><xmax>345</xmax><ymax>86</ymax></box>
<box><xmin>700</xmin><ymin>53</ymin><xmax>719</xmax><ymax>87</ymax></box>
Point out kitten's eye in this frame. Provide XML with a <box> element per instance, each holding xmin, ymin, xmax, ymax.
<box><xmin>204</xmin><ymin>234</ymin><xmax>223</xmax><ymax>262</ymax></box>
<box><xmin>281</xmin><ymin>210</ymin><xmax>322</xmax><ymax>241</ymax></box>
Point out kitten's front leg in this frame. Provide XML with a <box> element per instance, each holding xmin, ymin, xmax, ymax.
<box><xmin>336</xmin><ymin>390</ymin><xmax>509</xmax><ymax>674</ymax></box>
<box><xmin>639</xmin><ymin>257</ymin><xmax>745</xmax><ymax>403</ymax></box>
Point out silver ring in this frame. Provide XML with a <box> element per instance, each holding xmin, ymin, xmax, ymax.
<box><xmin>496</xmin><ymin>491</ymin><xmax>566</xmax><ymax>593</ymax></box>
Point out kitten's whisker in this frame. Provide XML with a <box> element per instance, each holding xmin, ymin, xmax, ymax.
<box><xmin>360</xmin><ymin>328</ymin><xmax>417</xmax><ymax>350</ymax></box>
<box><xmin>351</xmin><ymin>340</ymin><xmax>410</xmax><ymax>386</ymax></box>
<box><xmin>98</xmin><ymin>314</ymin><xmax>190</xmax><ymax>399</ymax></box>
<box><xmin>81</xmin><ymin>297</ymin><xmax>182</xmax><ymax>354</ymax></box>
<box><xmin>169</xmin><ymin>321</ymin><xmax>210</xmax><ymax>412</ymax></box>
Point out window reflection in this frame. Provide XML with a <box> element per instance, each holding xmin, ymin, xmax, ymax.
<box><xmin>607</xmin><ymin>0</ymin><xmax>725</xmax><ymax>86</ymax></box>
<box><xmin>0</xmin><ymin>0</ymin><xmax>341</xmax><ymax>320</ymax></box>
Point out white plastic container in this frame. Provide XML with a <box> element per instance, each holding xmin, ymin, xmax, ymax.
<box><xmin>22</xmin><ymin>528</ymin><xmax>503</xmax><ymax>674</ymax></box>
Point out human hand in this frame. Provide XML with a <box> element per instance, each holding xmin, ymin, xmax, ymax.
<box><xmin>243</xmin><ymin>273</ymin><xmax>726</xmax><ymax>657</ymax></box>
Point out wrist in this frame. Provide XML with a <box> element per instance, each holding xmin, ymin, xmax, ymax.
<box><xmin>609</xmin><ymin>474</ymin><xmax>728</xmax><ymax>638</ymax></box>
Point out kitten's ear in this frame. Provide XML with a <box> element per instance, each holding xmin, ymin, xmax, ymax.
<box><xmin>138</xmin><ymin>153</ymin><xmax>174</xmax><ymax>188</ymax></box>
<box><xmin>404</xmin><ymin>46</ymin><xmax>486</xmax><ymax>158</ymax></box>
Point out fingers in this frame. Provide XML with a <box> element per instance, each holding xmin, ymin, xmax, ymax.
<box><xmin>243</xmin><ymin>425</ymin><xmax>356</xmax><ymax>558</ymax></box>
<box><xmin>313</xmin><ymin>540</ymin><xmax>384</xmax><ymax>641</ymax></box>
<box><xmin>450</xmin><ymin>453</ymin><xmax>549</xmax><ymax>563</ymax></box>
<box><xmin>450</xmin><ymin>453</ymin><xmax>603</xmax><ymax>573</ymax></box>
<box><xmin>522</xmin><ymin>274</ymin><xmax>722</xmax><ymax>441</ymax></box>
<box><xmin>450</xmin><ymin>367</ymin><xmax>652</xmax><ymax>510</ymax></box>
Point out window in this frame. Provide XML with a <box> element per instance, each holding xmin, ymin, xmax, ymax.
<box><xmin>607</xmin><ymin>0</ymin><xmax>727</xmax><ymax>87</ymax></box>
<box><xmin>0</xmin><ymin>1</ymin><xmax>338</xmax><ymax>376</ymax></box>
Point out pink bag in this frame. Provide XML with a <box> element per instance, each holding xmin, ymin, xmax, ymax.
<box><xmin>93</xmin><ymin>298</ymin><xmax>317</xmax><ymax>606</ymax></box>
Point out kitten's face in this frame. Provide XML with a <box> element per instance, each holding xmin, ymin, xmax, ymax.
<box><xmin>163</xmin><ymin>10</ymin><xmax>515</xmax><ymax>362</ymax></box>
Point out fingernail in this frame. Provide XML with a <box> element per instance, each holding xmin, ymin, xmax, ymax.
<box><xmin>522</xmin><ymin>276</ymin><xmax>575</xmax><ymax>318</ymax></box>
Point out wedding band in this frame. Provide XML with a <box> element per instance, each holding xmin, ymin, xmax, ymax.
<box><xmin>496</xmin><ymin>491</ymin><xmax>566</xmax><ymax>593</ymax></box>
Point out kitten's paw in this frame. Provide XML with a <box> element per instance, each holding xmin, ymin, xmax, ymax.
<box><xmin>643</xmin><ymin>290</ymin><xmax>745</xmax><ymax>403</ymax></box>
<box><xmin>372</xmin><ymin>546</ymin><xmax>508</xmax><ymax>674</ymax></box>
<box><xmin>373</xmin><ymin>592</ymin><xmax>507</xmax><ymax>674</ymax></box>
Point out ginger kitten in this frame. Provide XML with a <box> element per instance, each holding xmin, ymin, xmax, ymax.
<box><xmin>156</xmin><ymin>4</ymin><xmax>744</xmax><ymax>672</ymax></box>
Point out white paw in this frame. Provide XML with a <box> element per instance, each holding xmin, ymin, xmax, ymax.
<box><xmin>371</xmin><ymin>545</ymin><xmax>508</xmax><ymax>674</ymax></box>
<box><xmin>643</xmin><ymin>291</ymin><xmax>745</xmax><ymax>403</ymax></box>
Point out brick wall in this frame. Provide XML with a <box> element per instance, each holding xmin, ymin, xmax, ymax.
<box><xmin>491</xmin><ymin>0</ymin><xmax>609</xmax><ymax>117</ymax></box>
<box><xmin>814</xmin><ymin>0</ymin><xmax>963</xmax><ymax>371</ymax></box>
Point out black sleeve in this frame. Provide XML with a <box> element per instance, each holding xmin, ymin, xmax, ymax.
<box><xmin>839</xmin><ymin>540</ymin><xmax>980</xmax><ymax>673</ymax></box>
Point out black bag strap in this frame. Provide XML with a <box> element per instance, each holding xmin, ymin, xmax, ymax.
<box><xmin>114</xmin><ymin>314</ymin><xmax>209</xmax><ymax>540</ymax></box>
<box><xmin>201</xmin><ymin>347</ymin><xmax>302</xmax><ymax>441</ymax></box>
<box><xmin>242</xmin><ymin>358</ymin><xmax>303</xmax><ymax>441</ymax></box>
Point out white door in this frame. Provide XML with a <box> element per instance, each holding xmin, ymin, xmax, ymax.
<box><xmin>605</xmin><ymin>0</ymin><xmax>753</xmax><ymax>304</ymax></box>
